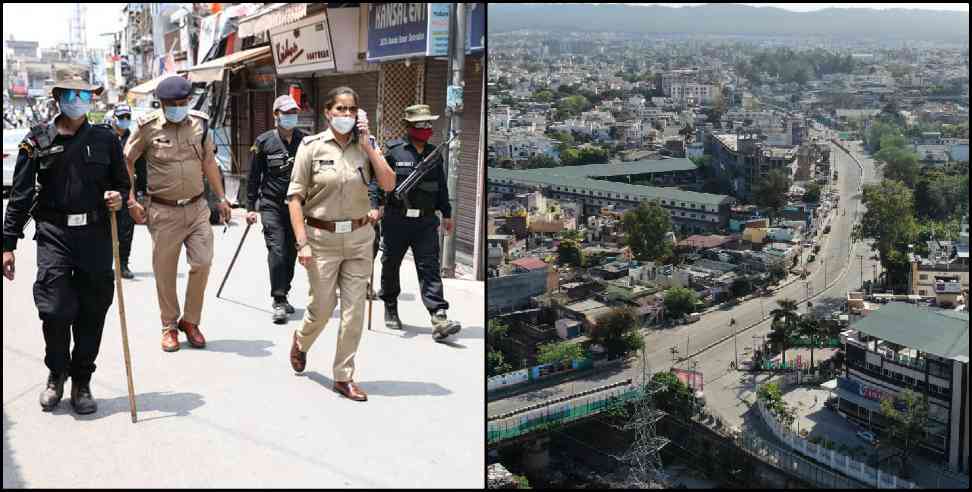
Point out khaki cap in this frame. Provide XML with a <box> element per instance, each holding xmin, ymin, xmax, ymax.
<box><xmin>403</xmin><ymin>104</ymin><xmax>439</xmax><ymax>122</ymax></box>
<box><xmin>51</xmin><ymin>73</ymin><xmax>104</xmax><ymax>95</ymax></box>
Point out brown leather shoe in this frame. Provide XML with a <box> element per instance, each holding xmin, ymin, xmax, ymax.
<box><xmin>178</xmin><ymin>319</ymin><xmax>206</xmax><ymax>348</ymax></box>
<box><xmin>334</xmin><ymin>381</ymin><xmax>368</xmax><ymax>402</ymax></box>
<box><xmin>290</xmin><ymin>332</ymin><xmax>306</xmax><ymax>373</ymax></box>
<box><xmin>162</xmin><ymin>329</ymin><xmax>180</xmax><ymax>352</ymax></box>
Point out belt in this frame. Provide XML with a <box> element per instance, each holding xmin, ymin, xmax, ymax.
<box><xmin>150</xmin><ymin>193</ymin><xmax>204</xmax><ymax>207</ymax></box>
<box><xmin>305</xmin><ymin>216</ymin><xmax>369</xmax><ymax>233</ymax></box>
<box><xmin>34</xmin><ymin>208</ymin><xmax>104</xmax><ymax>227</ymax></box>
<box><xmin>387</xmin><ymin>206</ymin><xmax>437</xmax><ymax>218</ymax></box>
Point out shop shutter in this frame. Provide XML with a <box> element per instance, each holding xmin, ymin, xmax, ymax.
<box><xmin>251</xmin><ymin>89</ymin><xmax>273</xmax><ymax>150</ymax></box>
<box><xmin>424</xmin><ymin>59</ymin><xmax>449</xmax><ymax>146</ymax></box>
<box><xmin>455</xmin><ymin>54</ymin><xmax>484</xmax><ymax>260</ymax></box>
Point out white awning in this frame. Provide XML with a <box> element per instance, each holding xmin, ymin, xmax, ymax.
<box><xmin>128</xmin><ymin>74</ymin><xmax>171</xmax><ymax>95</ymax></box>
<box><xmin>181</xmin><ymin>46</ymin><xmax>272</xmax><ymax>83</ymax></box>
<box><xmin>237</xmin><ymin>3</ymin><xmax>309</xmax><ymax>38</ymax></box>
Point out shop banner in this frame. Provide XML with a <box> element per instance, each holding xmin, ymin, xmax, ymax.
<box><xmin>270</xmin><ymin>11</ymin><xmax>336</xmax><ymax>76</ymax></box>
<box><xmin>367</xmin><ymin>3</ymin><xmax>449</xmax><ymax>62</ymax></box>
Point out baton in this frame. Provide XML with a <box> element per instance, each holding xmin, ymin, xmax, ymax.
<box><xmin>110</xmin><ymin>209</ymin><xmax>138</xmax><ymax>423</ymax></box>
<box><xmin>216</xmin><ymin>221</ymin><xmax>252</xmax><ymax>299</ymax></box>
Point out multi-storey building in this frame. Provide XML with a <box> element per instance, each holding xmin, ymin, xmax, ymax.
<box><xmin>838</xmin><ymin>302</ymin><xmax>969</xmax><ymax>473</ymax></box>
<box><xmin>489</xmin><ymin>159</ymin><xmax>736</xmax><ymax>234</ymax></box>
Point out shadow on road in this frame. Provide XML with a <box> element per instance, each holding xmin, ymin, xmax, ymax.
<box><xmin>400</xmin><ymin>324</ymin><xmax>484</xmax><ymax>341</ymax></box>
<box><xmin>204</xmin><ymin>339</ymin><xmax>275</xmax><ymax>358</ymax></box>
<box><xmin>47</xmin><ymin>391</ymin><xmax>205</xmax><ymax>423</ymax></box>
<box><xmin>303</xmin><ymin>371</ymin><xmax>452</xmax><ymax>397</ymax></box>
<box><xmin>3</xmin><ymin>410</ymin><xmax>26</xmax><ymax>488</ymax></box>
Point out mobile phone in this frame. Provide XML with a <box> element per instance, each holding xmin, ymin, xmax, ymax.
<box><xmin>353</xmin><ymin>109</ymin><xmax>365</xmax><ymax>143</ymax></box>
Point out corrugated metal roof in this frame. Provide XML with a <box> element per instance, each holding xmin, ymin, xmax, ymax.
<box><xmin>850</xmin><ymin>302</ymin><xmax>969</xmax><ymax>361</ymax></box>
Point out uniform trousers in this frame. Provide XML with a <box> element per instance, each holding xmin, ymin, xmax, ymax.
<box><xmin>33</xmin><ymin>220</ymin><xmax>114</xmax><ymax>383</ymax></box>
<box><xmin>294</xmin><ymin>223</ymin><xmax>373</xmax><ymax>382</ymax></box>
<box><xmin>378</xmin><ymin>212</ymin><xmax>449</xmax><ymax>313</ymax></box>
<box><xmin>146</xmin><ymin>198</ymin><xmax>213</xmax><ymax>328</ymax></box>
<box><xmin>260</xmin><ymin>200</ymin><xmax>298</xmax><ymax>301</ymax></box>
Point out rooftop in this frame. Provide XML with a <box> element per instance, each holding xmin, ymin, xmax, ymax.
<box><xmin>850</xmin><ymin>302</ymin><xmax>969</xmax><ymax>363</ymax></box>
<box><xmin>510</xmin><ymin>257</ymin><xmax>549</xmax><ymax>272</ymax></box>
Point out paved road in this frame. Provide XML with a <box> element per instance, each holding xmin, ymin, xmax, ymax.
<box><xmin>488</xmin><ymin>134</ymin><xmax>869</xmax><ymax>419</ymax></box>
<box><xmin>3</xmin><ymin>206</ymin><xmax>484</xmax><ymax>488</ymax></box>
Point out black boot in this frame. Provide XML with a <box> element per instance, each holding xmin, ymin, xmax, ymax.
<box><xmin>120</xmin><ymin>263</ymin><xmax>134</xmax><ymax>279</ymax></box>
<box><xmin>39</xmin><ymin>372</ymin><xmax>68</xmax><ymax>411</ymax></box>
<box><xmin>272</xmin><ymin>301</ymin><xmax>288</xmax><ymax>324</ymax></box>
<box><xmin>70</xmin><ymin>379</ymin><xmax>97</xmax><ymax>415</ymax></box>
<box><xmin>384</xmin><ymin>304</ymin><xmax>403</xmax><ymax>330</ymax></box>
<box><xmin>432</xmin><ymin>309</ymin><xmax>462</xmax><ymax>342</ymax></box>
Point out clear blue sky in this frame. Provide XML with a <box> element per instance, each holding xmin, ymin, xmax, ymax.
<box><xmin>631</xmin><ymin>3</ymin><xmax>969</xmax><ymax>12</ymax></box>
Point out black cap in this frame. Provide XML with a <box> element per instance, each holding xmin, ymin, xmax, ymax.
<box><xmin>155</xmin><ymin>75</ymin><xmax>192</xmax><ymax>101</ymax></box>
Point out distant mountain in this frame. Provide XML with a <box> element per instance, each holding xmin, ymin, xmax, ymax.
<box><xmin>487</xmin><ymin>4</ymin><xmax>970</xmax><ymax>42</ymax></box>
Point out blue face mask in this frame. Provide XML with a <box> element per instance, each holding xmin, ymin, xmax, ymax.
<box><xmin>277</xmin><ymin>114</ymin><xmax>298</xmax><ymax>129</ymax></box>
<box><xmin>163</xmin><ymin>105</ymin><xmax>188</xmax><ymax>123</ymax></box>
<box><xmin>115</xmin><ymin>119</ymin><xmax>131</xmax><ymax>130</ymax></box>
<box><xmin>59</xmin><ymin>98</ymin><xmax>91</xmax><ymax>119</ymax></box>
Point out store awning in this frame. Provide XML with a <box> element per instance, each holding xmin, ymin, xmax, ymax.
<box><xmin>836</xmin><ymin>387</ymin><xmax>882</xmax><ymax>413</ymax></box>
<box><xmin>181</xmin><ymin>46</ymin><xmax>272</xmax><ymax>83</ymax></box>
<box><xmin>128</xmin><ymin>74</ymin><xmax>171</xmax><ymax>95</ymax></box>
<box><xmin>237</xmin><ymin>3</ymin><xmax>309</xmax><ymax>39</ymax></box>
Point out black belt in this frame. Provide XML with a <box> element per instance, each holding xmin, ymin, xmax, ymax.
<box><xmin>33</xmin><ymin>208</ymin><xmax>104</xmax><ymax>227</ymax></box>
<box><xmin>387</xmin><ymin>206</ymin><xmax>437</xmax><ymax>218</ymax></box>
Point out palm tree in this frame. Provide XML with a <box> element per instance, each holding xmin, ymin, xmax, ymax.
<box><xmin>769</xmin><ymin>298</ymin><xmax>800</xmax><ymax>367</ymax></box>
<box><xmin>797</xmin><ymin>314</ymin><xmax>826</xmax><ymax>369</ymax></box>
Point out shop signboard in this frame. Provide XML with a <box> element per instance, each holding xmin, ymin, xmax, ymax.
<box><xmin>366</xmin><ymin>3</ymin><xmax>450</xmax><ymax>62</ymax></box>
<box><xmin>270</xmin><ymin>11</ymin><xmax>335</xmax><ymax>76</ymax></box>
<box><xmin>466</xmin><ymin>3</ymin><xmax>484</xmax><ymax>52</ymax></box>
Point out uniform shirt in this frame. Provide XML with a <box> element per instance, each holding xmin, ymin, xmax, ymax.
<box><xmin>369</xmin><ymin>138</ymin><xmax>451</xmax><ymax>219</ymax></box>
<box><xmin>2</xmin><ymin>115</ymin><xmax>131</xmax><ymax>251</ymax></box>
<box><xmin>288</xmin><ymin>129</ymin><xmax>373</xmax><ymax>222</ymax></box>
<box><xmin>123</xmin><ymin>109</ymin><xmax>215</xmax><ymax>201</ymax></box>
<box><xmin>247</xmin><ymin>128</ymin><xmax>305</xmax><ymax>211</ymax></box>
<box><xmin>117</xmin><ymin>128</ymin><xmax>148</xmax><ymax>195</ymax></box>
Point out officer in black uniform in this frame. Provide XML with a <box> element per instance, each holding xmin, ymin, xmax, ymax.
<box><xmin>106</xmin><ymin>103</ymin><xmax>147</xmax><ymax>279</ymax></box>
<box><xmin>1</xmin><ymin>74</ymin><xmax>130</xmax><ymax>415</ymax></box>
<box><xmin>371</xmin><ymin>104</ymin><xmax>461</xmax><ymax>342</ymax></box>
<box><xmin>246</xmin><ymin>95</ymin><xmax>305</xmax><ymax>323</ymax></box>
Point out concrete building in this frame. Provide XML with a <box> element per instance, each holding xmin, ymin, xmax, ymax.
<box><xmin>838</xmin><ymin>303</ymin><xmax>969</xmax><ymax>473</ymax></box>
<box><xmin>911</xmin><ymin>240</ymin><xmax>970</xmax><ymax>298</ymax></box>
<box><xmin>710</xmin><ymin>133</ymin><xmax>798</xmax><ymax>199</ymax></box>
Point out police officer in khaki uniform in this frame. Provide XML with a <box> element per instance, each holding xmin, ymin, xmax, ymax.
<box><xmin>124</xmin><ymin>75</ymin><xmax>232</xmax><ymax>352</ymax></box>
<box><xmin>287</xmin><ymin>86</ymin><xmax>395</xmax><ymax>402</ymax></box>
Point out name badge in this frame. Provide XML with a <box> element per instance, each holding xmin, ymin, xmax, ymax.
<box><xmin>67</xmin><ymin>213</ymin><xmax>88</xmax><ymax>227</ymax></box>
<box><xmin>406</xmin><ymin>209</ymin><xmax>421</xmax><ymax>218</ymax></box>
<box><xmin>334</xmin><ymin>220</ymin><xmax>352</xmax><ymax>234</ymax></box>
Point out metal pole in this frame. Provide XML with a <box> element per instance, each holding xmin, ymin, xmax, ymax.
<box><xmin>216</xmin><ymin>222</ymin><xmax>252</xmax><ymax>299</ymax></box>
<box><xmin>732</xmin><ymin>318</ymin><xmax>738</xmax><ymax>369</ymax></box>
<box><xmin>441</xmin><ymin>3</ymin><xmax>466</xmax><ymax>279</ymax></box>
<box><xmin>858</xmin><ymin>255</ymin><xmax>864</xmax><ymax>290</ymax></box>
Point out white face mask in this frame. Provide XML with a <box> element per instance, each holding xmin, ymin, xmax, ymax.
<box><xmin>277</xmin><ymin>114</ymin><xmax>298</xmax><ymax>129</ymax></box>
<box><xmin>330</xmin><ymin>116</ymin><xmax>355</xmax><ymax>135</ymax></box>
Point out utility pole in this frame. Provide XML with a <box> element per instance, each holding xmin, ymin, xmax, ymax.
<box><xmin>441</xmin><ymin>3</ymin><xmax>466</xmax><ymax>279</ymax></box>
<box><xmin>858</xmin><ymin>255</ymin><xmax>864</xmax><ymax>290</ymax></box>
<box><xmin>731</xmin><ymin>317</ymin><xmax>738</xmax><ymax>369</ymax></box>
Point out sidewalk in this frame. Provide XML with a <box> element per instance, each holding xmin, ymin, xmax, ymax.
<box><xmin>2</xmin><ymin>206</ymin><xmax>484</xmax><ymax>488</ymax></box>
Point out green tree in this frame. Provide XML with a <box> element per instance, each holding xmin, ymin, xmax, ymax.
<box><xmin>652</xmin><ymin>371</ymin><xmax>694</xmax><ymax>419</ymax></box>
<box><xmin>879</xmin><ymin>389</ymin><xmax>929</xmax><ymax>479</ymax></box>
<box><xmin>524</xmin><ymin>153</ymin><xmax>559</xmax><ymax>170</ymax></box>
<box><xmin>730</xmin><ymin>276</ymin><xmax>753</xmax><ymax>298</ymax></box>
<box><xmin>533</xmin><ymin>89</ymin><xmax>555</xmax><ymax>103</ymax></box>
<box><xmin>557</xmin><ymin>94</ymin><xmax>591</xmax><ymax>118</ymax></box>
<box><xmin>752</xmin><ymin>169</ymin><xmax>792</xmax><ymax>222</ymax></box>
<box><xmin>487</xmin><ymin>320</ymin><xmax>514</xmax><ymax>377</ymax></box>
<box><xmin>488</xmin><ymin>349</ymin><xmax>513</xmax><ymax>377</ymax></box>
<box><xmin>557</xmin><ymin>239</ymin><xmax>585</xmax><ymax>267</ymax></box>
<box><xmin>874</xmin><ymin>146</ymin><xmax>920</xmax><ymax>188</ymax></box>
<box><xmin>536</xmin><ymin>340</ymin><xmax>586</xmax><ymax>366</ymax></box>
<box><xmin>802</xmin><ymin>181</ymin><xmax>822</xmax><ymax>203</ymax></box>
<box><xmin>590</xmin><ymin>306</ymin><xmax>644</xmax><ymax>360</ymax></box>
<box><xmin>768</xmin><ymin>298</ymin><xmax>800</xmax><ymax>367</ymax></box>
<box><xmin>797</xmin><ymin>314</ymin><xmax>826</xmax><ymax>368</ymax></box>
<box><xmin>854</xmin><ymin>180</ymin><xmax>919</xmax><ymax>288</ymax></box>
<box><xmin>621</xmin><ymin>201</ymin><xmax>673</xmax><ymax>262</ymax></box>
<box><xmin>664</xmin><ymin>287</ymin><xmax>699</xmax><ymax>320</ymax></box>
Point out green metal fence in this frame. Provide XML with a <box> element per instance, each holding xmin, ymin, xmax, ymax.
<box><xmin>487</xmin><ymin>387</ymin><xmax>645</xmax><ymax>444</ymax></box>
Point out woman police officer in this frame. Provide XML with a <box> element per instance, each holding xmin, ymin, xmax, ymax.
<box><xmin>286</xmin><ymin>87</ymin><xmax>395</xmax><ymax>402</ymax></box>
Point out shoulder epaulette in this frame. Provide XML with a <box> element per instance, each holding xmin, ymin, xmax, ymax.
<box><xmin>189</xmin><ymin>109</ymin><xmax>210</xmax><ymax>120</ymax></box>
<box><xmin>386</xmin><ymin>138</ymin><xmax>407</xmax><ymax>148</ymax></box>
<box><xmin>299</xmin><ymin>132</ymin><xmax>327</xmax><ymax>146</ymax></box>
<box><xmin>137</xmin><ymin>110</ymin><xmax>162</xmax><ymax>127</ymax></box>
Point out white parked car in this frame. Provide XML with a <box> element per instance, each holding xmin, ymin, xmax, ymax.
<box><xmin>3</xmin><ymin>128</ymin><xmax>30</xmax><ymax>195</ymax></box>
<box><xmin>856</xmin><ymin>430</ymin><xmax>878</xmax><ymax>445</ymax></box>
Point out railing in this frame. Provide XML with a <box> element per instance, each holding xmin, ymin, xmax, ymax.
<box><xmin>487</xmin><ymin>385</ymin><xmax>644</xmax><ymax>445</ymax></box>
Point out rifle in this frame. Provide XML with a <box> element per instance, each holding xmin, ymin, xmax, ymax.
<box><xmin>392</xmin><ymin>133</ymin><xmax>457</xmax><ymax>210</ymax></box>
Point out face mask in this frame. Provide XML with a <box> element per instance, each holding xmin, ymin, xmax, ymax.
<box><xmin>115</xmin><ymin>119</ymin><xmax>131</xmax><ymax>130</ymax></box>
<box><xmin>408</xmin><ymin>127</ymin><xmax>434</xmax><ymax>142</ymax></box>
<box><xmin>278</xmin><ymin>114</ymin><xmax>298</xmax><ymax>129</ymax></box>
<box><xmin>164</xmin><ymin>105</ymin><xmax>188</xmax><ymax>123</ymax></box>
<box><xmin>330</xmin><ymin>115</ymin><xmax>356</xmax><ymax>135</ymax></box>
<box><xmin>59</xmin><ymin>99</ymin><xmax>91</xmax><ymax>119</ymax></box>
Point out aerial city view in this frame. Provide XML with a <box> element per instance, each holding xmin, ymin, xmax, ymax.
<box><xmin>486</xmin><ymin>3</ymin><xmax>969</xmax><ymax>489</ymax></box>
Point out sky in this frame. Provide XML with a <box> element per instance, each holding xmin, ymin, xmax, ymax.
<box><xmin>629</xmin><ymin>3</ymin><xmax>970</xmax><ymax>11</ymax></box>
<box><xmin>2</xmin><ymin>3</ymin><xmax>127</xmax><ymax>51</ymax></box>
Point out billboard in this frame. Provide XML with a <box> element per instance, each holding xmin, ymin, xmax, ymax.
<box><xmin>270</xmin><ymin>11</ymin><xmax>336</xmax><ymax>76</ymax></box>
<box><xmin>366</xmin><ymin>3</ymin><xmax>449</xmax><ymax>62</ymax></box>
<box><xmin>467</xmin><ymin>3</ymin><xmax>484</xmax><ymax>52</ymax></box>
